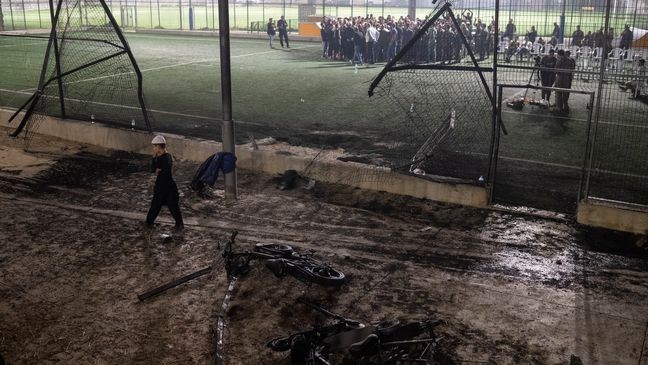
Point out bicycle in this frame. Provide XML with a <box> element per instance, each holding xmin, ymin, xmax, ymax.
<box><xmin>268</xmin><ymin>298</ymin><xmax>446</xmax><ymax>365</ymax></box>
<box><xmin>222</xmin><ymin>231</ymin><xmax>346</xmax><ymax>287</ymax></box>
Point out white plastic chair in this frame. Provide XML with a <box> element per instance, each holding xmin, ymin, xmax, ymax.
<box><xmin>608</xmin><ymin>47</ymin><xmax>624</xmax><ymax>71</ymax></box>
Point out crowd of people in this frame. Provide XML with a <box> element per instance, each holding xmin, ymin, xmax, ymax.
<box><xmin>312</xmin><ymin>10</ymin><xmax>497</xmax><ymax>65</ymax></box>
<box><xmin>503</xmin><ymin>19</ymin><xmax>636</xmax><ymax>63</ymax></box>
<box><xmin>265</xmin><ymin>12</ymin><xmax>646</xmax><ymax>100</ymax></box>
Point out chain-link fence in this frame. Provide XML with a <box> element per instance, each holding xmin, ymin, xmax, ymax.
<box><xmin>1</xmin><ymin>0</ymin><xmax>647</xmax><ymax>212</ymax></box>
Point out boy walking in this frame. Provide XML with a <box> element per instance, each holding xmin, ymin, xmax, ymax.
<box><xmin>146</xmin><ymin>135</ymin><xmax>184</xmax><ymax>230</ymax></box>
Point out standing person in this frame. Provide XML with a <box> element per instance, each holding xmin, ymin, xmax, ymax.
<box><xmin>540</xmin><ymin>49</ymin><xmax>557</xmax><ymax>103</ymax></box>
<box><xmin>277</xmin><ymin>15</ymin><xmax>290</xmax><ymax>48</ymax></box>
<box><xmin>146</xmin><ymin>135</ymin><xmax>184</xmax><ymax>230</ymax></box>
<box><xmin>321</xmin><ymin>20</ymin><xmax>329</xmax><ymax>58</ymax></box>
<box><xmin>572</xmin><ymin>25</ymin><xmax>584</xmax><ymax>46</ymax></box>
<box><xmin>554</xmin><ymin>49</ymin><xmax>572</xmax><ymax>113</ymax></box>
<box><xmin>503</xmin><ymin>19</ymin><xmax>516</xmax><ymax>40</ymax></box>
<box><xmin>526</xmin><ymin>26</ymin><xmax>538</xmax><ymax>44</ymax></box>
<box><xmin>563</xmin><ymin>50</ymin><xmax>577</xmax><ymax>107</ymax></box>
<box><xmin>620</xmin><ymin>25</ymin><xmax>633</xmax><ymax>50</ymax></box>
<box><xmin>267</xmin><ymin>18</ymin><xmax>276</xmax><ymax>49</ymax></box>
<box><xmin>352</xmin><ymin>26</ymin><xmax>365</xmax><ymax>65</ymax></box>
<box><xmin>366</xmin><ymin>22</ymin><xmax>379</xmax><ymax>64</ymax></box>
<box><xmin>551</xmin><ymin>22</ymin><xmax>561</xmax><ymax>41</ymax></box>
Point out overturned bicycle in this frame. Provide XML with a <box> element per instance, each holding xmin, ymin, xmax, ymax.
<box><xmin>268</xmin><ymin>298</ymin><xmax>448</xmax><ymax>365</ymax></box>
<box><xmin>223</xmin><ymin>231</ymin><xmax>346</xmax><ymax>286</ymax></box>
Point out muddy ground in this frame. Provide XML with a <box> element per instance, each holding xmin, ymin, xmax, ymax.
<box><xmin>0</xmin><ymin>132</ymin><xmax>647</xmax><ymax>365</ymax></box>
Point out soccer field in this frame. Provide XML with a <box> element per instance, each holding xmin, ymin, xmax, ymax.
<box><xmin>5</xmin><ymin>4</ymin><xmax>637</xmax><ymax>36</ymax></box>
<box><xmin>0</xmin><ymin>32</ymin><xmax>647</xmax><ymax>211</ymax></box>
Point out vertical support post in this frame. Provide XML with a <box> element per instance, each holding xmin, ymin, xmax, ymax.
<box><xmin>246</xmin><ymin>0</ymin><xmax>249</xmax><ymax>32</ymax></box>
<box><xmin>559</xmin><ymin>0</ymin><xmax>566</xmax><ymax>43</ymax></box>
<box><xmin>218</xmin><ymin>0</ymin><xmax>237</xmax><ymax>201</ymax></box>
<box><xmin>149</xmin><ymin>0</ymin><xmax>152</xmax><ymax>27</ymax></box>
<box><xmin>407</xmin><ymin>0</ymin><xmax>414</xmax><ymax>20</ymax></box>
<box><xmin>381</xmin><ymin>0</ymin><xmax>383</xmax><ymax>18</ymax></box>
<box><xmin>37</xmin><ymin>0</ymin><xmax>43</xmax><ymax>28</ymax></box>
<box><xmin>50</xmin><ymin>0</ymin><xmax>66</xmax><ymax>119</ymax></box>
<box><xmin>179</xmin><ymin>0</ymin><xmax>182</xmax><ymax>29</ymax></box>
<box><xmin>585</xmin><ymin>0</ymin><xmax>614</xmax><ymax>200</ymax></box>
<box><xmin>157</xmin><ymin>0</ymin><xmax>161</xmax><ymax>27</ymax></box>
<box><xmin>487</xmin><ymin>0</ymin><xmax>499</xmax><ymax>188</ymax></box>
<box><xmin>323</xmin><ymin>0</ymin><xmax>325</xmax><ymax>18</ymax></box>
<box><xmin>21</xmin><ymin>0</ymin><xmax>27</xmax><ymax>29</ymax></box>
<box><xmin>579</xmin><ymin>92</ymin><xmax>596</xmax><ymax>201</ymax></box>
<box><xmin>9</xmin><ymin>0</ymin><xmax>16</xmax><ymax>30</ymax></box>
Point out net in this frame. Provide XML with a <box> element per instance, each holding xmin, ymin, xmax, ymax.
<box><xmin>367</xmin><ymin>2</ymin><xmax>495</xmax><ymax>183</ymax></box>
<box><xmin>5</xmin><ymin>0</ymin><xmax>152</xmax><ymax>138</ymax></box>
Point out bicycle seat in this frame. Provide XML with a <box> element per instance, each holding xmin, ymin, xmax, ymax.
<box><xmin>266</xmin><ymin>259</ymin><xmax>286</xmax><ymax>278</ymax></box>
<box><xmin>348</xmin><ymin>334</ymin><xmax>380</xmax><ymax>357</ymax></box>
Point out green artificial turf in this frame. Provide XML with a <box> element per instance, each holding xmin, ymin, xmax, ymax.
<box><xmin>0</xmin><ymin>32</ymin><xmax>646</xmax><ymax>208</ymax></box>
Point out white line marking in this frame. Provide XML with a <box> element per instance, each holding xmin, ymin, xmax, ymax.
<box><xmin>0</xmin><ymin>88</ymin><xmax>263</xmax><ymax>126</ymax></box>
<box><xmin>0</xmin><ymin>41</ymin><xmax>44</xmax><ymax>48</ymax></box>
<box><xmin>16</xmin><ymin>44</ymin><xmax>317</xmax><ymax>92</ymax></box>
<box><xmin>461</xmin><ymin>150</ymin><xmax>648</xmax><ymax>179</ymax></box>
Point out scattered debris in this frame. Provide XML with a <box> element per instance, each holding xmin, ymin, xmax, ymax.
<box><xmin>138</xmin><ymin>266</ymin><xmax>213</xmax><ymax>301</ymax></box>
<box><xmin>570</xmin><ymin>354</ymin><xmax>583</xmax><ymax>365</ymax></box>
<box><xmin>277</xmin><ymin>169</ymin><xmax>299</xmax><ymax>190</ymax></box>
<box><xmin>256</xmin><ymin>137</ymin><xmax>277</xmax><ymax>146</ymax></box>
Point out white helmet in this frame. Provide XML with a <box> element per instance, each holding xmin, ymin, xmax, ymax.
<box><xmin>151</xmin><ymin>135</ymin><xmax>166</xmax><ymax>145</ymax></box>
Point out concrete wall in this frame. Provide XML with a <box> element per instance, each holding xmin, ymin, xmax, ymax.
<box><xmin>0</xmin><ymin>109</ymin><xmax>489</xmax><ymax>208</ymax></box>
<box><xmin>577</xmin><ymin>200</ymin><xmax>648</xmax><ymax>235</ymax></box>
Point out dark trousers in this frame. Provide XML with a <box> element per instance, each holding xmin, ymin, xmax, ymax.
<box><xmin>146</xmin><ymin>190</ymin><xmax>183</xmax><ymax>227</ymax></box>
<box><xmin>279</xmin><ymin>30</ymin><xmax>289</xmax><ymax>48</ymax></box>
<box><xmin>366</xmin><ymin>41</ymin><xmax>375</xmax><ymax>63</ymax></box>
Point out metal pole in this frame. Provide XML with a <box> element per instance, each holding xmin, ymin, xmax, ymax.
<box><xmin>585</xmin><ymin>0</ymin><xmax>613</xmax><ymax>199</ymax></box>
<box><xmin>37</xmin><ymin>0</ymin><xmax>43</xmax><ymax>28</ymax></box>
<box><xmin>179</xmin><ymin>0</ymin><xmax>182</xmax><ymax>29</ymax></box>
<box><xmin>559</xmin><ymin>0</ymin><xmax>566</xmax><ymax>43</ymax></box>
<box><xmin>246</xmin><ymin>0</ymin><xmax>249</xmax><ymax>32</ymax></box>
<box><xmin>50</xmin><ymin>0</ymin><xmax>66</xmax><ymax>118</ymax></box>
<box><xmin>9</xmin><ymin>0</ymin><xmax>16</xmax><ymax>30</ymax></box>
<box><xmin>487</xmin><ymin>0</ymin><xmax>500</xmax><ymax>188</ymax></box>
<box><xmin>407</xmin><ymin>0</ymin><xmax>414</xmax><ymax>19</ymax></box>
<box><xmin>21</xmin><ymin>0</ymin><xmax>27</xmax><ymax>29</ymax></box>
<box><xmin>157</xmin><ymin>0</ymin><xmax>161</xmax><ymax>27</ymax></box>
<box><xmin>149</xmin><ymin>0</ymin><xmax>152</xmax><ymax>27</ymax></box>
<box><xmin>218</xmin><ymin>0</ymin><xmax>237</xmax><ymax>201</ymax></box>
<box><xmin>79</xmin><ymin>0</ymin><xmax>83</xmax><ymax>26</ymax></box>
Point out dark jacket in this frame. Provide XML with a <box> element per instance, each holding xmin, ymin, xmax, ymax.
<box><xmin>191</xmin><ymin>152</ymin><xmax>237</xmax><ymax>191</ymax></box>
<box><xmin>152</xmin><ymin>153</ymin><xmax>177</xmax><ymax>195</ymax></box>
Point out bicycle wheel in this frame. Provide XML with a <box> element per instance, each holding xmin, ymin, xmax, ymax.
<box><xmin>255</xmin><ymin>243</ymin><xmax>294</xmax><ymax>257</ymax></box>
<box><xmin>293</xmin><ymin>263</ymin><xmax>346</xmax><ymax>286</ymax></box>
